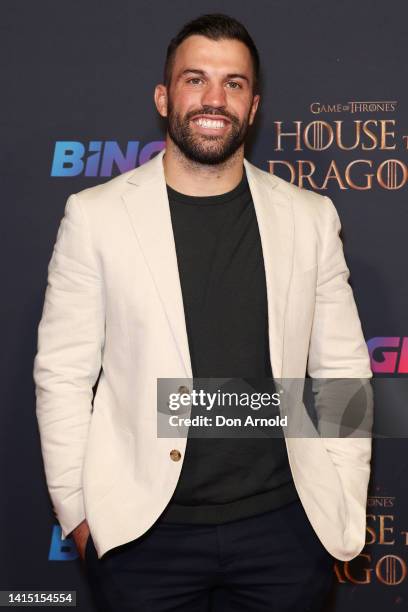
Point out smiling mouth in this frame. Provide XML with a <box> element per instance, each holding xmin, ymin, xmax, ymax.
<box><xmin>192</xmin><ymin>116</ymin><xmax>230</xmax><ymax>130</ymax></box>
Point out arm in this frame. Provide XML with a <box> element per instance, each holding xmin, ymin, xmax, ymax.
<box><xmin>307</xmin><ymin>196</ymin><xmax>373</xmax><ymax>533</ymax></box>
<box><xmin>307</xmin><ymin>196</ymin><xmax>372</xmax><ymax>381</ymax></box>
<box><xmin>33</xmin><ymin>193</ymin><xmax>105</xmax><ymax>540</ymax></box>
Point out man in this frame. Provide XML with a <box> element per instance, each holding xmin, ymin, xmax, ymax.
<box><xmin>33</xmin><ymin>13</ymin><xmax>373</xmax><ymax>612</ymax></box>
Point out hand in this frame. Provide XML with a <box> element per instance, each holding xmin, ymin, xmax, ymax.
<box><xmin>71</xmin><ymin>519</ymin><xmax>90</xmax><ymax>562</ymax></box>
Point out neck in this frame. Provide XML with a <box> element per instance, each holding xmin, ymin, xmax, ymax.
<box><xmin>162</xmin><ymin>136</ymin><xmax>245</xmax><ymax>196</ymax></box>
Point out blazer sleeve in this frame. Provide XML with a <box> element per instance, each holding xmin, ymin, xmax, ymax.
<box><xmin>306</xmin><ymin>196</ymin><xmax>373</xmax><ymax>552</ymax></box>
<box><xmin>33</xmin><ymin>193</ymin><xmax>105</xmax><ymax>540</ymax></box>
<box><xmin>307</xmin><ymin>195</ymin><xmax>372</xmax><ymax>381</ymax></box>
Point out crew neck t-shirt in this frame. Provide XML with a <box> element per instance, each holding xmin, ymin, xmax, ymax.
<box><xmin>158</xmin><ymin>169</ymin><xmax>299</xmax><ymax>524</ymax></box>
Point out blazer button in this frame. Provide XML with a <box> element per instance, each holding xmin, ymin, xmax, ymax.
<box><xmin>170</xmin><ymin>449</ymin><xmax>182</xmax><ymax>461</ymax></box>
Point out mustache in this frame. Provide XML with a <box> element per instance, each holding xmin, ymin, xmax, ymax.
<box><xmin>185</xmin><ymin>107</ymin><xmax>239</xmax><ymax>123</ymax></box>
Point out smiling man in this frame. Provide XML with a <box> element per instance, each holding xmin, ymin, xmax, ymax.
<box><xmin>158</xmin><ymin>27</ymin><xmax>259</xmax><ymax>192</ymax></box>
<box><xmin>34</xmin><ymin>12</ymin><xmax>373</xmax><ymax>612</ymax></box>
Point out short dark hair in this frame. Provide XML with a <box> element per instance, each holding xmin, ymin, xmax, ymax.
<box><xmin>164</xmin><ymin>13</ymin><xmax>261</xmax><ymax>95</ymax></box>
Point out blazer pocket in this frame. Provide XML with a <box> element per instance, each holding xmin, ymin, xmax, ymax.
<box><xmin>82</xmin><ymin>406</ymin><xmax>133</xmax><ymax>510</ymax></box>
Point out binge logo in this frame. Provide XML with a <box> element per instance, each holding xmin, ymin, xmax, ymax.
<box><xmin>48</xmin><ymin>525</ymin><xmax>79</xmax><ymax>560</ymax></box>
<box><xmin>51</xmin><ymin>140</ymin><xmax>165</xmax><ymax>177</ymax></box>
<box><xmin>367</xmin><ymin>337</ymin><xmax>408</xmax><ymax>374</ymax></box>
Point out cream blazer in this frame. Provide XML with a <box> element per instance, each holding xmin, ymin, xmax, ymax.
<box><xmin>33</xmin><ymin>148</ymin><xmax>372</xmax><ymax>561</ymax></box>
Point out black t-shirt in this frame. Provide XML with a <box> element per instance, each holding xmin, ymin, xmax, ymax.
<box><xmin>158</xmin><ymin>169</ymin><xmax>299</xmax><ymax>524</ymax></box>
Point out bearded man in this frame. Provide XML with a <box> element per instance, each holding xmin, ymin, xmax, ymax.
<box><xmin>34</xmin><ymin>12</ymin><xmax>372</xmax><ymax>612</ymax></box>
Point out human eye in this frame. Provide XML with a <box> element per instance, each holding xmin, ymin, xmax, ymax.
<box><xmin>226</xmin><ymin>81</ymin><xmax>242</xmax><ymax>89</ymax></box>
<box><xmin>186</xmin><ymin>77</ymin><xmax>204</xmax><ymax>85</ymax></box>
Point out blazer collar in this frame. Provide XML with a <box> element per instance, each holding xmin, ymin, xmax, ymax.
<box><xmin>126</xmin><ymin>148</ymin><xmax>280</xmax><ymax>190</ymax></box>
<box><xmin>122</xmin><ymin>148</ymin><xmax>293</xmax><ymax>379</ymax></box>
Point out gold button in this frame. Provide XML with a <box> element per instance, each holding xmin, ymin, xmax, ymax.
<box><xmin>170</xmin><ymin>449</ymin><xmax>182</xmax><ymax>461</ymax></box>
<box><xmin>178</xmin><ymin>385</ymin><xmax>190</xmax><ymax>394</ymax></box>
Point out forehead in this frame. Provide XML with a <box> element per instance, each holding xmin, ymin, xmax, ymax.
<box><xmin>172</xmin><ymin>35</ymin><xmax>253</xmax><ymax>77</ymax></box>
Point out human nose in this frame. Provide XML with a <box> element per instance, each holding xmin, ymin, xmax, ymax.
<box><xmin>200</xmin><ymin>81</ymin><xmax>227</xmax><ymax>108</ymax></box>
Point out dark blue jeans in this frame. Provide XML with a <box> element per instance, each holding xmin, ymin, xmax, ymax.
<box><xmin>83</xmin><ymin>498</ymin><xmax>335</xmax><ymax>611</ymax></box>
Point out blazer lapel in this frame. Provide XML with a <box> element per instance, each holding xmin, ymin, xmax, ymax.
<box><xmin>121</xmin><ymin>149</ymin><xmax>294</xmax><ymax>381</ymax></box>
<box><xmin>121</xmin><ymin>150</ymin><xmax>193</xmax><ymax>378</ymax></box>
<box><xmin>244</xmin><ymin>159</ymin><xmax>294</xmax><ymax>379</ymax></box>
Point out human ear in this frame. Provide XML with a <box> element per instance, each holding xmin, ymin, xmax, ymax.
<box><xmin>154</xmin><ymin>84</ymin><xmax>168</xmax><ymax>118</ymax></box>
<box><xmin>249</xmin><ymin>94</ymin><xmax>260</xmax><ymax>125</ymax></box>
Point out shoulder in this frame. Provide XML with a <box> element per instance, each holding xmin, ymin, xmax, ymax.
<box><xmin>68</xmin><ymin>151</ymin><xmax>164</xmax><ymax>217</ymax></box>
<box><xmin>68</xmin><ymin>168</ymin><xmax>136</xmax><ymax>216</ymax></box>
<box><xmin>246</xmin><ymin>159</ymin><xmax>338</xmax><ymax>226</ymax></box>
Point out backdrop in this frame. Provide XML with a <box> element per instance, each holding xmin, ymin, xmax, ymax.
<box><xmin>1</xmin><ymin>1</ymin><xmax>407</xmax><ymax>610</ymax></box>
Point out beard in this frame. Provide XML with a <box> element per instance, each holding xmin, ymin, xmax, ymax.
<box><xmin>166</xmin><ymin>98</ymin><xmax>251</xmax><ymax>165</ymax></box>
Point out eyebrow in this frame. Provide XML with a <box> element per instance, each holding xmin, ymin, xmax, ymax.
<box><xmin>179</xmin><ymin>68</ymin><xmax>249</xmax><ymax>84</ymax></box>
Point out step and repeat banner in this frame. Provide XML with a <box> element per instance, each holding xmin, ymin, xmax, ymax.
<box><xmin>1</xmin><ymin>1</ymin><xmax>407</xmax><ymax>610</ymax></box>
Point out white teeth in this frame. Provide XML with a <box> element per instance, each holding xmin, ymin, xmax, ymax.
<box><xmin>194</xmin><ymin>118</ymin><xmax>226</xmax><ymax>129</ymax></box>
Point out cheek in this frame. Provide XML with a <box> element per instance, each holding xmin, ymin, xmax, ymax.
<box><xmin>173</xmin><ymin>88</ymin><xmax>202</xmax><ymax>111</ymax></box>
<box><xmin>228</xmin><ymin>97</ymin><xmax>254</xmax><ymax>122</ymax></box>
